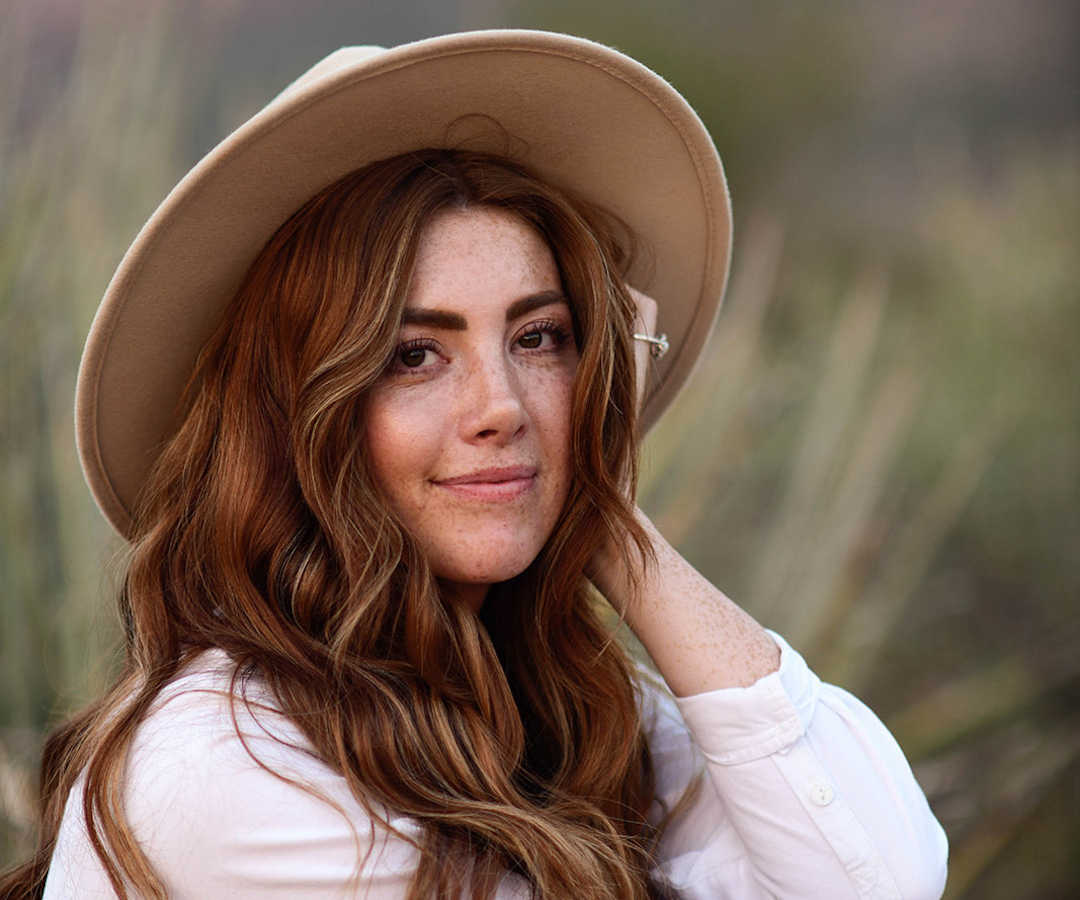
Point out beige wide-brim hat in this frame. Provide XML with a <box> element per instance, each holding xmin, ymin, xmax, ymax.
<box><xmin>76</xmin><ymin>29</ymin><xmax>732</xmax><ymax>539</ymax></box>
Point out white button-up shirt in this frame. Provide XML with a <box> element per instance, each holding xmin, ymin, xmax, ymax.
<box><xmin>45</xmin><ymin>630</ymin><xmax>948</xmax><ymax>898</ymax></box>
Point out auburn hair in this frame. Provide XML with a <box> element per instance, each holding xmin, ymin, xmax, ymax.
<box><xmin>3</xmin><ymin>149</ymin><xmax>673</xmax><ymax>898</ymax></box>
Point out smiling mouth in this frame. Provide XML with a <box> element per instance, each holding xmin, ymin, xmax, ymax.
<box><xmin>433</xmin><ymin>466</ymin><xmax>538</xmax><ymax>501</ymax></box>
<box><xmin>435</xmin><ymin>477</ymin><xmax>535</xmax><ymax>501</ymax></box>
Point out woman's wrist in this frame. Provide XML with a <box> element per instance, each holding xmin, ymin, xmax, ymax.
<box><xmin>596</xmin><ymin>507</ymin><xmax>780</xmax><ymax>696</ymax></box>
<box><xmin>586</xmin><ymin>504</ymin><xmax>647</xmax><ymax>605</ymax></box>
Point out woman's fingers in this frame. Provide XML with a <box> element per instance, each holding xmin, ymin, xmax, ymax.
<box><xmin>627</xmin><ymin>285</ymin><xmax>659</xmax><ymax>414</ymax></box>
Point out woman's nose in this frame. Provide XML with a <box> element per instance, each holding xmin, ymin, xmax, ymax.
<box><xmin>458</xmin><ymin>354</ymin><xmax>527</xmax><ymax>444</ymax></box>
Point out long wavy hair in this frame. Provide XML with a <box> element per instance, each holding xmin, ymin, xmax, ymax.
<box><xmin>3</xmin><ymin>149</ymin><xmax>669</xmax><ymax>899</ymax></box>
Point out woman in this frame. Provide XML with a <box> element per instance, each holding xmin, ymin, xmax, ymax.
<box><xmin>4</xmin><ymin>31</ymin><xmax>947</xmax><ymax>899</ymax></box>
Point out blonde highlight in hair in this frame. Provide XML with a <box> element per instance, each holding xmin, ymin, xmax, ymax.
<box><xmin>3</xmin><ymin>150</ymin><xmax>668</xmax><ymax>899</ymax></box>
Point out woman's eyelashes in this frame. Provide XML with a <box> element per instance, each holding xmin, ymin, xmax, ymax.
<box><xmin>512</xmin><ymin>319</ymin><xmax>572</xmax><ymax>353</ymax></box>
<box><xmin>387</xmin><ymin>320</ymin><xmax>573</xmax><ymax>376</ymax></box>
<box><xmin>394</xmin><ymin>338</ymin><xmax>442</xmax><ymax>372</ymax></box>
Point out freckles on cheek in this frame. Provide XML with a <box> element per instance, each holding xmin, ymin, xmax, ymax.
<box><xmin>533</xmin><ymin>367</ymin><xmax>576</xmax><ymax>427</ymax></box>
<box><xmin>365</xmin><ymin>385</ymin><xmax>446</xmax><ymax>504</ymax></box>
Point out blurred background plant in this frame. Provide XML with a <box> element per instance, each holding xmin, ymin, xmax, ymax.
<box><xmin>2</xmin><ymin>0</ymin><xmax>1077</xmax><ymax>896</ymax></box>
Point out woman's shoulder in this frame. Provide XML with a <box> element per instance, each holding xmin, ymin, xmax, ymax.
<box><xmin>113</xmin><ymin>650</ymin><xmax>339</xmax><ymax>841</ymax></box>
<box><xmin>46</xmin><ymin>650</ymin><xmax>421</xmax><ymax>898</ymax></box>
<box><xmin>122</xmin><ymin>649</ymin><xmax>405</xmax><ymax>833</ymax></box>
<box><xmin>132</xmin><ymin>648</ymin><xmax>307</xmax><ymax>765</ymax></box>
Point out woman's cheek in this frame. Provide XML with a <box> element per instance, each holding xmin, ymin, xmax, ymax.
<box><xmin>364</xmin><ymin>382</ymin><xmax>449</xmax><ymax>483</ymax></box>
<box><xmin>535</xmin><ymin>363</ymin><xmax>577</xmax><ymax>425</ymax></box>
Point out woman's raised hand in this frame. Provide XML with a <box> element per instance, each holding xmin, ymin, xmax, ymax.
<box><xmin>591</xmin><ymin>284</ymin><xmax>781</xmax><ymax>697</ymax></box>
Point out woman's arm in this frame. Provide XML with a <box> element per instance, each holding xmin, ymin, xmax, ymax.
<box><xmin>635</xmin><ymin>629</ymin><xmax>949</xmax><ymax>899</ymax></box>
<box><xmin>595</xmin><ymin>511</ymin><xmax>948</xmax><ymax>898</ymax></box>
<box><xmin>591</xmin><ymin>508</ymin><xmax>781</xmax><ymax>695</ymax></box>
<box><xmin>598</xmin><ymin>287</ymin><xmax>948</xmax><ymax>898</ymax></box>
<box><xmin>611</xmin><ymin>285</ymin><xmax>781</xmax><ymax>693</ymax></box>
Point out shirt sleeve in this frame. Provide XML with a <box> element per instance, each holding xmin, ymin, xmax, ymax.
<box><xmin>642</xmin><ymin>629</ymin><xmax>949</xmax><ymax>899</ymax></box>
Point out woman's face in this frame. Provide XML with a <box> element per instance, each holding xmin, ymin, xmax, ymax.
<box><xmin>364</xmin><ymin>206</ymin><xmax>578</xmax><ymax>611</ymax></box>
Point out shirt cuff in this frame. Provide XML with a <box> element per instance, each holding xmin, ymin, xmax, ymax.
<box><xmin>673</xmin><ymin>629</ymin><xmax>822</xmax><ymax>765</ymax></box>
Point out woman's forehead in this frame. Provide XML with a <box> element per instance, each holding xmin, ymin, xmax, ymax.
<box><xmin>404</xmin><ymin>207</ymin><xmax>563</xmax><ymax>314</ymax></box>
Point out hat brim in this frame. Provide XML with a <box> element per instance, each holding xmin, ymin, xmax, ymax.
<box><xmin>76</xmin><ymin>29</ymin><xmax>732</xmax><ymax>538</ymax></box>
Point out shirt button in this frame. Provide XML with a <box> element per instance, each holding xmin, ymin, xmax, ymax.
<box><xmin>809</xmin><ymin>780</ymin><xmax>835</xmax><ymax>806</ymax></box>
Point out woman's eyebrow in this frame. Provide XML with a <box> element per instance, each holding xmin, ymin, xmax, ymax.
<box><xmin>505</xmin><ymin>290</ymin><xmax>568</xmax><ymax>321</ymax></box>
<box><xmin>402</xmin><ymin>290</ymin><xmax>568</xmax><ymax>330</ymax></box>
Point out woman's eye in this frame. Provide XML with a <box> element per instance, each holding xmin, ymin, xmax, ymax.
<box><xmin>400</xmin><ymin>347</ymin><xmax>429</xmax><ymax>367</ymax></box>
<box><xmin>389</xmin><ymin>323</ymin><xmax>569</xmax><ymax>377</ymax></box>
<box><xmin>516</xmin><ymin>321</ymin><xmax>570</xmax><ymax>351</ymax></box>
<box><xmin>391</xmin><ymin>339</ymin><xmax>441</xmax><ymax>373</ymax></box>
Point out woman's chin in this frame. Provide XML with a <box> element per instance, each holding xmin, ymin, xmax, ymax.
<box><xmin>430</xmin><ymin>550</ymin><xmax>539</xmax><ymax>593</ymax></box>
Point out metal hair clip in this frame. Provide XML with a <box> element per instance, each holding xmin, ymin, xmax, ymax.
<box><xmin>632</xmin><ymin>332</ymin><xmax>670</xmax><ymax>359</ymax></box>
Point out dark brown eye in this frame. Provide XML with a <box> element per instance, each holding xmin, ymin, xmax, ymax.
<box><xmin>400</xmin><ymin>347</ymin><xmax>427</xmax><ymax>367</ymax></box>
<box><xmin>518</xmin><ymin>332</ymin><xmax>542</xmax><ymax>349</ymax></box>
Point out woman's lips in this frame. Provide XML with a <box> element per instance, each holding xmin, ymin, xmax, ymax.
<box><xmin>434</xmin><ymin>466</ymin><xmax>537</xmax><ymax>501</ymax></box>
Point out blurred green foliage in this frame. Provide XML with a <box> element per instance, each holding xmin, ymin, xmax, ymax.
<box><xmin>2</xmin><ymin>1</ymin><xmax>1077</xmax><ymax>896</ymax></box>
